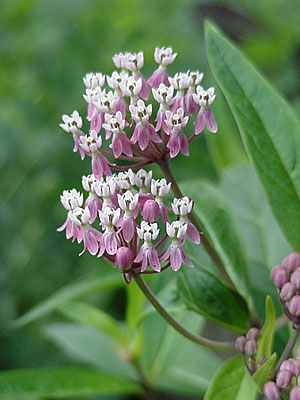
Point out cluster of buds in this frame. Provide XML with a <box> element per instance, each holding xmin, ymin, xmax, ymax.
<box><xmin>57</xmin><ymin>169</ymin><xmax>200</xmax><ymax>282</ymax></box>
<box><xmin>264</xmin><ymin>347</ymin><xmax>300</xmax><ymax>400</ymax></box>
<box><xmin>235</xmin><ymin>327</ymin><xmax>265</xmax><ymax>375</ymax></box>
<box><xmin>59</xmin><ymin>47</ymin><xmax>217</xmax><ymax>178</ymax></box>
<box><xmin>271</xmin><ymin>253</ymin><xmax>300</xmax><ymax>329</ymax></box>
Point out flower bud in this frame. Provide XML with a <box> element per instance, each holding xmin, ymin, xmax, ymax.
<box><xmin>291</xmin><ymin>359</ymin><xmax>300</xmax><ymax>376</ymax></box>
<box><xmin>290</xmin><ymin>296</ymin><xmax>300</xmax><ymax>316</ymax></box>
<box><xmin>245</xmin><ymin>339</ymin><xmax>257</xmax><ymax>356</ymax></box>
<box><xmin>282</xmin><ymin>252</ymin><xmax>300</xmax><ymax>272</ymax></box>
<box><xmin>115</xmin><ymin>247</ymin><xmax>133</xmax><ymax>271</ymax></box>
<box><xmin>142</xmin><ymin>199</ymin><xmax>160</xmax><ymax>223</ymax></box>
<box><xmin>280</xmin><ymin>282</ymin><xmax>297</xmax><ymax>301</ymax></box>
<box><xmin>291</xmin><ymin>271</ymin><xmax>300</xmax><ymax>289</ymax></box>
<box><xmin>290</xmin><ymin>386</ymin><xmax>300</xmax><ymax>400</ymax></box>
<box><xmin>276</xmin><ymin>368</ymin><xmax>293</xmax><ymax>388</ymax></box>
<box><xmin>271</xmin><ymin>265</ymin><xmax>290</xmax><ymax>288</ymax></box>
<box><xmin>280</xmin><ymin>359</ymin><xmax>294</xmax><ymax>371</ymax></box>
<box><xmin>246</xmin><ymin>327</ymin><xmax>259</xmax><ymax>341</ymax></box>
<box><xmin>235</xmin><ymin>336</ymin><xmax>246</xmax><ymax>353</ymax></box>
<box><xmin>263</xmin><ymin>382</ymin><xmax>280</xmax><ymax>400</ymax></box>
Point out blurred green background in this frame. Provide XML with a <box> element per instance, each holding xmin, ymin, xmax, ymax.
<box><xmin>1</xmin><ymin>0</ymin><xmax>300</xmax><ymax>398</ymax></box>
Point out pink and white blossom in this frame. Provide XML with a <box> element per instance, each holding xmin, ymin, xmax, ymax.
<box><xmin>193</xmin><ymin>86</ymin><xmax>217</xmax><ymax>134</ymax></box>
<box><xmin>172</xmin><ymin>197</ymin><xmax>200</xmax><ymax>244</ymax></box>
<box><xmin>57</xmin><ymin>189</ymin><xmax>84</xmax><ymax>240</ymax></box>
<box><xmin>135</xmin><ymin>221</ymin><xmax>160</xmax><ymax>272</ymax></box>
<box><xmin>82</xmin><ymin>174</ymin><xmax>103</xmax><ymax>223</ymax></box>
<box><xmin>118</xmin><ymin>190</ymin><xmax>139</xmax><ymax>242</ymax></box>
<box><xmin>151</xmin><ymin>178</ymin><xmax>171</xmax><ymax>222</ymax></box>
<box><xmin>120</xmin><ymin>76</ymin><xmax>142</xmax><ymax>104</ymax></box>
<box><xmin>148</xmin><ymin>47</ymin><xmax>177</xmax><ymax>89</ymax></box>
<box><xmin>164</xmin><ymin>108</ymin><xmax>189</xmax><ymax>158</ymax></box>
<box><xmin>185</xmin><ymin>71</ymin><xmax>204</xmax><ymax>115</ymax></box>
<box><xmin>60</xmin><ymin>111</ymin><xmax>86</xmax><ymax>160</ymax></box>
<box><xmin>83</xmin><ymin>72</ymin><xmax>106</xmax><ymax>89</ymax></box>
<box><xmin>102</xmin><ymin>112</ymin><xmax>132</xmax><ymax>158</ymax></box>
<box><xmin>169</xmin><ymin>72</ymin><xmax>190</xmax><ymax>112</ymax></box>
<box><xmin>152</xmin><ymin>84</ymin><xmax>174</xmax><ymax>132</ymax></box>
<box><xmin>99</xmin><ymin>206</ymin><xmax>121</xmax><ymax>255</ymax></box>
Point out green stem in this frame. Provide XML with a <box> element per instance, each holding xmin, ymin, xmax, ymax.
<box><xmin>134</xmin><ymin>274</ymin><xmax>235</xmax><ymax>351</ymax></box>
<box><xmin>158</xmin><ymin>159</ymin><xmax>235</xmax><ymax>290</ymax></box>
<box><xmin>274</xmin><ymin>328</ymin><xmax>299</xmax><ymax>375</ymax></box>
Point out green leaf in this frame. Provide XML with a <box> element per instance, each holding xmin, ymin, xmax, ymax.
<box><xmin>58</xmin><ymin>301</ymin><xmax>127</xmax><ymax>346</ymax></box>
<box><xmin>13</xmin><ymin>270</ymin><xmax>122</xmax><ymax>328</ymax></box>
<box><xmin>205</xmin><ymin>356</ymin><xmax>257</xmax><ymax>400</ymax></box>
<box><xmin>44</xmin><ymin>323</ymin><xmax>137</xmax><ymax>380</ymax></box>
<box><xmin>257</xmin><ymin>296</ymin><xmax>275</xmax><ymax>358</ymax></box>
<box><xmin>177</xmin><ymin>258</ymin><xmax>250</xmax><ymax>333</ymax></box>
<box><xmin>0</xmin><ymin>366</ymin><xmax>140</xmax><ymax>399</ymax></box>
<box><xmin>252</xmin><ymin>353</ymin><xmax>277</xmax><ymax>392</ymax></box>
<box><xmin>180</xmin><ymin>180</ymin><xmax>250</xmax><ymax>302</ymax></box>
<box><xmin>205</xmin><ymin>21</ymin><xmax>300</xmax><ymax>251</ymax></box>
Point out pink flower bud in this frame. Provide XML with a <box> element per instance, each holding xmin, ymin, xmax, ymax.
<box><xmin>271</xmin><ymin>265</ymin><xmax>290</xmax><ymax>288</ymax></box>
<box><xmin>245</xmin><ymin>339</ymin><xmax>257</xmax><ymax>356</ymax></box>
<box><xmin>246</xmin><ymin>327</ymin><xmax>259</xmax><ymax>341</ymax></box>
<box><xmin>235</xmin><ymin>336</ymin><xmax>246</xmax><ymax>352</ymax></box>
<box><xmin>280</xmin><ymin>359</ymin><xmax>294</xmax><ymax>371</ymax></box>
<box><xmin>291</xmin><ymin>271</ymin><xmax>300</xmax><ymax>289</ymax></box>
<box><xmin>276</xmin><ymin>368</ymin><xmax>293</xmax><ymax>388</ymax></box>
<box><xmin>263</xmin><ymin>382</ymin><xmax>280</xmax><ymax>400</ymax></box>
<box><xmin>290</xmin><ymin>296</ymin><xmax>300</xmax><ymax>316</ymax></box>
<box><xmin>142</xmin><ymin>199</ymin><xmax>160</xmax><ymax>223</ymax></box>
<box><xmin>115</xmin><ymin>247</ymin><xmax>133</xmax><ymax>271</ymax></box>
<box><xmin>291</xmin><ymin>359</ymin><xmax>300</xmax><ymax>376</ymax></box>
<box><xmin>280</xmin><ymin>282</ymin><xmax>297</xmax><ymax>301</ymax></box>
<box><xmin>290</xmin><ymin>386</ymin><xmax>300</xmax><ymax>400</ymax></box>
<box><xmin>282</xmin><ymin>252</ymin><xmax>300</xmax><ymax>272</ymax></box>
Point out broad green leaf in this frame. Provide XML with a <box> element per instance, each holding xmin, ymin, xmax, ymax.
<box><xmin>58</xmin><ymin>301</ymin><xmax>127</xmax><ymax>346</ymax></box>
<box><xmin>253</xmin><ymin>353</ymin><xmax>277</xmax><ymax>392</ymax></box>
<box><xmin>205</xmin><ymin>355</ymin><xmax>257</xmax><ymax>400</ymax></box>
<box><xmin>180</xmin><ymin>180</ymin><xmax>250</xmax><ymax>302</ymax></box>
<box><xmin>257</xmin><ymin>296</ymin><xmax>275</xmax><ymax>358</ymax></box>
<box><xmin>0</xmin><ymin>366</ymin><xmax>140</xmax><ymax>399</ymax></box>
<box><xmin>13</xmin><ymin>270</ymin><xmax>122</xmax><ymax>327</ymax></box>
<box><xmin>44</xmin><ymin>323</ymin><xmax>137</xmax><ymax>380</ymax></box>
<box><xmin>205</xmin><ymin>21</ymin><xmax>300</xmax><ymax>251</ymax></box>
<box><xmin>177</xmin><ymin>258</ymin><xmax>250</xmax><ymax>333</ymax></box>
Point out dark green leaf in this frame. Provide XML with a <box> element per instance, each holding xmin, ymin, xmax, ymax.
<box><xmin>205</xmin><ymin>21</ymin><xmax>300</xmax><ymax>251</ymax></box>
<box><xmin>177</xmin><ymin>258</ymin><xmax>250</xmax><ymax>333</ymax></box>
<box><xmin>180</xmin><ymin>180</ymin><xmax>250</xmax><ymax>302</ymax></box>
<box><xmin>205</xmin><ymin>355</ymin><xmax>257</xmax><ymax>400</ymax></box>
<box><xmin>0</xmin><ymin>366</ymin><xmax>140</xmax><ymax>399</ymax></box>
<box><xmin>13</xmin><ymin>270</ymin><xmax>122</xmax><ymax>328</ymax></box>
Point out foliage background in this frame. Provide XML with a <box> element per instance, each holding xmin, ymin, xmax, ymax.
<box><xmin>1</xmin><ymin>0</ymin><xmax>300</xmax><ymax>398</ymax></box>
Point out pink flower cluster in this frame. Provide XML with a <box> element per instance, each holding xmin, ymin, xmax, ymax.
<box><xmin>235</xmin><ymin>328</ymin><xmax>264</xmax><ymax>375</ymax></box>
<box><xmin>271</xmin><ymin>252</ymin><xmax>300</xmax><ymax>328</ymax></box>
<box><xmin>264</xmin><ymin>347</ymin><xmax>300</xmax><ymax>400</ymax></box>
<box><xmin>57</xmin><ymin>169</ymin><xmax>200</xmax><ymax>280</ymax></box>
<box><xmin>59</xmin><ymin>47</ymin><xmax>217</xmax><ymax>178</ymax></box>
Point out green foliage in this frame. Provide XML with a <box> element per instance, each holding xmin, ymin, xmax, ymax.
<box><xmin>252</xmin><ymin>353</ymin><xmax>277</xmax><ymax>392</ymax></box>
<box><xmin>205</xmin><ymin>21</ymin><xmax>300</xmax><ymax>252</ymax></box>
<box><xmin>0</xmin><ymin>367</ymin><xmax>140</xmax><ymax>399</ymax></box>
<box><xmin>204</xmin><ymin>355</ymin><xmax>257</xmax><ymax>400</ymax></box>
<box><xmin>257</xmin><ymin>296</ymin><xmax>275</xmax><ymax>358</ymax></box>
<box><xmin>180</xmin><ymin>180</ymin><xmax>250</xmax><ymax>302</ymax></box>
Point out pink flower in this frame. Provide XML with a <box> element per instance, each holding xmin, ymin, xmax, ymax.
<box><xmin>106</xmin><ymin>71</ymin><xmax>129</xmax><ymax>118</ymax></box>
<box><xmin>164</xmin><ymin>108</ymin><xmax>189</xmax><ymax>158</ymax></box>
<box><xmin>160</xmin><ymin>221</ymin><xmax>192</xmax><ymax>271</ymax></box>
<box><xmin>102</xmin><ymin>112</ymin><xmax>133</xmax><ymax>158</ymax></box>
<box><xmin>60</xmin><ymin>111</ymin><xmax>86</xmax><ymax>160</ymax></box>
<box><xmin>193</xmin><ymin>87</ymin><xmax>217</xmax><ymax>134</ymax></box>
<box><xmin>185</xmin><ymin>71</ymin><xmax>203</xmax><ymax>115</ymax></box>
<box><xmin>171</xmin><ymin>197</ymin><xmax>200</xmax><ymax>244</ymax></box>
<box><xmin>57</xmin><ymin>189</ymin><xmax>84</xmax><ymax>240</ymax></box>
<box><xmin>98</xmin><ymin>207</ymin><xmax>121</xmax><ymax>256</ymax></box>
<box><xmin>151</xmin><ymin>178</ymin><xmax>171</xmax><ymax>223</ymax></box>
<box><xmin>117</xmin><ymin>191</ymin><xmax>139</xmax><ymax>242</ymax></box>
<box><xmin>125</xmin><ymin>52</ymin><xmax>149</xmax><ymax>100</ymax></box>
<box><xmin>82</xmin><ymin>175</ymin><xmax>102</xmax><ymax>223</ymax></box>
<box><xmin>148</xmin><ymin>47</ymin><xmax>177</xmax><ymax>89</ymax></box>
<box><xmin>129</xmin><ymin>100</ymin><xmax>161</xmax><ymax>150</ymax></box>
<box><xmin>79</xmin><ymin>130</ymin><xmax>111</xmax><ymax>179</ymax></box>
<box><xmin>152</xmin><ymin>84</ymin><xmax>174</xmax><ymax>132</ymax></box>
<box><xmin>168</xmin><ymin>72</ymin><xmax>189</xmax><ymax>112</ymax></box>
<box><xmin>135</xmin><ymin>221</ymin><xmax>161</xmax><ymax>272</ymax></box>
<box><xmin>83</xmin><ymin>72</ymin><xmax>105</xmax><ymax>89</ymax></box>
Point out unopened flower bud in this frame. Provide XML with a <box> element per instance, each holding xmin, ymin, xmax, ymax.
<box><xmin>245</xmin><ymin>339</ymin><xmax>257</xmax><ymax>356</ymax></box>
<box><xmin>276</xmin><ymin>368</ymin><xmax>293</xmax><ymax>388</ymax></box>
<box><xmin>291</xmin><ymin>271</ymin><xmax>300</xmax><ymax>289</ymax></box>
<box><xmin>280</xmin><ymin>282</ymin><xmax>297</xmax><ymax>301</ymax></box>
<box><xmin>263</xmin><ymin>382</ymin><xmax>280</xmax><ymax>400</ymax></box>
<box><xmin>282</xmin><ymin>253</ymin><xmax>300</xmax><ymax>272</ymax></box>
<box><xmin>271</xmin><ymin>265</ymin><xmax>290</xmax><ymax>288</ymax></box>
<box><xmin>115</xmin><ymin>247</ymin><xmax>133</xmax><ymax>271</ymax></box>
<box><xmin>291</xmin><ymin>359</ymin><xmax>300</xmax><ymax>376</ymax></box>
<box><xmin>280</xmin><ymin>359</ymin><xmax>294</xmax><ymax>371</ymax></box>
<box><xmin>246</xmin><ymin>327</ymin><xmax>259</xmax><ymax>341</ymax></box>
<box><xmin>290</xmin><ymin>296</ymin><xmax>300</xmax><ymax>316</ymax></box>
<box><xmin>290</xmin><ymin>386</ymin><xmax>300</xmax><ymax>400</ymax></box>
<box><xmin>142</xmin><ymin>199</ymin><xmax>160</xmax><ymax>223</ymax></box>
<box><xmin>235</xmin><ymin>336</ymin><xmax>246</xmax><ymax>353</ymax></box>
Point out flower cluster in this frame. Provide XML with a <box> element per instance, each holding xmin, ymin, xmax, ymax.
<box><xmin>264</xmin><ymin>347</ymin><xmax>300</xmax><ymax>400</ymax></box>
<box><xmin>59</xmin><ymin>47</ymin><xmax>217</xmax><ymax>178</ymax></box>
<box><xmin>271</xmin><ymin>253</ymin><xmax>300</xmax><ymax>329</ymax></box>
<box><xmin>57</xmin><ymin>169</ymin><xmax>200</xmax><ymax>281</ymax></box>
<box><xmin>235</xmin><ymin>328</ymin><xmax>265</xmax><ymax>375</ymax></box>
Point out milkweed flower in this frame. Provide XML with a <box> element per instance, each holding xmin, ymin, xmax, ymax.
<box><xmin>135</xmin><ymin>221</ymin><xmax>160</xmax><ymax>272</ymax></box>
<box><xmin>171</xmin><ymin>197</ymin><xmax>200</xmax><ymax>244</ymax></box>
<box><xmin>164</xmin><ymin>108</ymin><xmax>189</xmax><ymax>158</ymax></box>
<box><xmin>148</xmin><ymin>47</ymin><xmax>177</xmax><ymax>89</ymax></box>
<box><xmin>60</xmin><ymin>111</ymin><xmax>86</xmax><ymax>160</ymax></box>
<box><xmin>193</xmin><ymin>86</ymin><xmax>217</xmax><ymax>134</ymax></box>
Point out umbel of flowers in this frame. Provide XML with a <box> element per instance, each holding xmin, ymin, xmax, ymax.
<box><xmin>58</xmin><ymin>47</ymin><xmax>216</xmax><ymax>280</ymax></box>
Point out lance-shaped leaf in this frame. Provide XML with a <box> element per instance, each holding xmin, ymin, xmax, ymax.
<box><xmin>257</xmin><ymin>296</ymin><xmax>276</xmax><ymax>358</ymax></box>
<box><xmin>205</xmin><ymin>21</ymin><xmax>300</xmax><ymax>251</ymax></box>
<box><xmin>0</xmin><ymin>367</ymin><xmax>140</xmax><ymax>399</ymax></box>
<box><xmin>177</xmin><ymin>256</ymin><xmax>250</xmax><ymax>334</ymax></box>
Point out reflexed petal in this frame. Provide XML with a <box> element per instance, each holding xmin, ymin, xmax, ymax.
<box><xmin>179</xmin><ymin>133</ymin><xmax>189</xmax><ymax>156</ymax></box>
<box><xmin>187</xmin><ymin>222</ymin><xmax>200</xmax><ymax>244</ymax></box>
<box><xmin>170</xmin><ymin>246</ymin><xmax>182</xmax><ymax>271</ymax></box>
<box><xmin>138</xmin><ymin>125</ymin><xmax>150</xmax><ymax>150</ymax></box>
<box><xmin>195</xmin><ymin>108</ymin><xmax>205</xmax><ymax>135</ymax></box>
<box><xmin>122</xmin><ymin>217</ymin><xmax>134</xmax><ymax>242</ymax></box>
<box><xmin>205</xmin><ymin>109</ymin><xmax>218</xmax><ymax>133</ymax></box>
<box><xmin>148</xmin><ymin>247</ymin><xmax>161</xmax><ymax>271</ymax></box>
